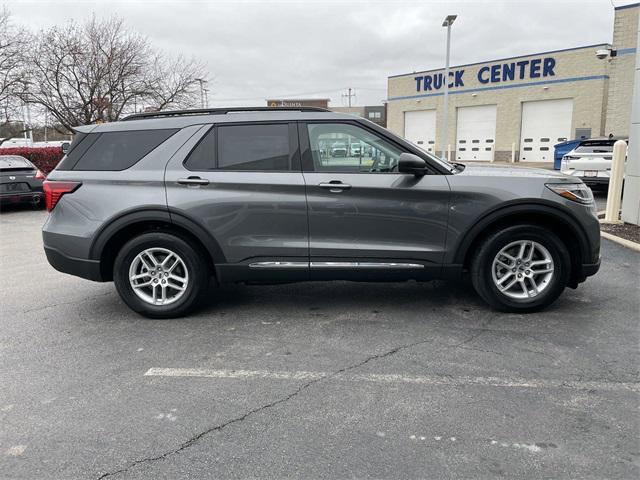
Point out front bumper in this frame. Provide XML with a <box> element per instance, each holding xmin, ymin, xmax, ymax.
<box><xmin>44</xmin><ymin>245</ymin><xmax>104</xmax><ymax>281</ymax></box>
<box><xmin>581</xmin><ymin>257</ymin><xmax>601</xmax><ymax>277</ymax></box>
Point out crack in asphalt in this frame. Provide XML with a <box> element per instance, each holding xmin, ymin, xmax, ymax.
<box><xmin>96</xmin><ymin>337</ymin><xmax>432</xmax><ymax>479</ymax></box>
<box><xmin>23</xmin><ymin>292</ymin><xmax>112</xmax><ymax>314</ymax></box>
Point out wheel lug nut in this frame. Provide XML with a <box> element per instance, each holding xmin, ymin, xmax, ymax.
<box><xmin>153</xmin><ymin>279</ymin><xmax>158</xmax><ymax>283</ymax></box>
<box><xmin>525</xmin><ymin>270</ymin><xmax>530</xmax><ymax>275</ymax></box>
<box><xmin>512</xmin><ymin>268</ymin><xmax>516</xmax><ymax>272</ymax></box>
<box><xmin>161</xmin><ymin>280</ymin><xmax>166</xmax><ymax>284</ymax></box>
<box><xmin>517</xmin><ymin>274</ymin><xmax>522</xmax><ymax>278</ymax></box>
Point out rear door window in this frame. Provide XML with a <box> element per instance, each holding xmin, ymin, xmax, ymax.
<box><xmin>184</xmin><ymin>127</ymin><xmax>215</xmax><ymax>171</ymax></box>
<box><xmin>217</xmin><ymin>124</ymin><xmax>291</xmax><ymax>171</ymax></box>
<box><xmin>73</xmin><ymin>129</ymin><xmax>178</xmax><ymax>171</ymax></box>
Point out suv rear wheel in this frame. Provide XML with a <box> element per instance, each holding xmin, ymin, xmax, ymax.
<box><xmin>471</xmin><ymin>225</ymin><xmax>570</xmax><ymax>312</ymax></box>
<box><xmin>113</xmin><ymin>232</ymin><xmax>210</xmax><ymax>318</ymax></box>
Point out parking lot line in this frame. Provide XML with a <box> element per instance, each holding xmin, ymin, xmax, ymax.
<box><xmin>144</xmin><ymin>368</ymin><xmax>640</xmax><ymax>393</ymax></box>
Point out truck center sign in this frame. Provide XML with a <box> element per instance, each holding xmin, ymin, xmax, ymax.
<box><xmin>414</xmin><ymin>57</ymin><xmax>557</xmax><ymax>92</ymax></box>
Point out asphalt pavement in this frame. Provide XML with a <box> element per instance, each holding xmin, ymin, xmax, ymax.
<box><xmin>1</xmin><ymin>207</ymin><xmax>638</xmax><ymax>479</ymax></box>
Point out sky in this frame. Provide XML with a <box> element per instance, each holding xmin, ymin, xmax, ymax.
<box><xmin>5</xmin><ymin>0</ymin><xmax>632</xmax><ymax>107</ymax></box>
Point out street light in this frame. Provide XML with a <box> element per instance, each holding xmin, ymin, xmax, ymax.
<box><xmin>195</xmin><ymin>78</ymin><xmax>208</xmax><ymax>109</ymax></box>
<box><xmin>440</xmin><ymin>14</ymin><xmax>457</xmax><ymax>162</ymax></box>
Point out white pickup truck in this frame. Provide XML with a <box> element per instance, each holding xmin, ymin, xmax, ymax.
<box><xmin>560</xmin><ymin>137</ymin><xmax>627</xmax><ymax>188</ymax></box>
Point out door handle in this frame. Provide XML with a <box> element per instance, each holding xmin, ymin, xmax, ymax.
<box><xmin>177</xmin><ymin>176</ymin><xmax>209</xmax><ymax>186</ymax></box>
<box><xmin>319</xmin><ymin>181</ymin><xmax>351</xmax><ymax>192</ymax></box>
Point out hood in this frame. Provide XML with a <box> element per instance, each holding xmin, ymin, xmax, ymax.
<box><xmin>457</xmin><ymin>163</ymin><xmax>569</xmax><ymax>180</ymax></box>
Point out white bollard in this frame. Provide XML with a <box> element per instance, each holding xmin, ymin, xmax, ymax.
<box><xmin>604</xmin><ymin>140</ymin><xmax>628</xmax><ymax>223</ymax></box>
<box><xmin>447</xmin><ymin>144</ymin><xmax>451</xmax><ymax>162</ymax></box>
<box><xmin>511</xmin><ymin>143</ymin><xmax>516</xmax><ymax>163</ymax></box>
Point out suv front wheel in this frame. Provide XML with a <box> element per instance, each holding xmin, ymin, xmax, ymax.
<box><xmin>113</xmin><ymin>232</ymin><xmax>210</xmax><ymax>318</ymax></box>
<box><xmin>471</xmin><ymin>225</ymin><xmax>570</xmax><ymax>312</ymax></box>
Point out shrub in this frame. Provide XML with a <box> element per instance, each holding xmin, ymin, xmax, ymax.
<box><xmin>0</xmin><ymin>147</ymin><xmax>64</xmax><ymax>174</ymax></box>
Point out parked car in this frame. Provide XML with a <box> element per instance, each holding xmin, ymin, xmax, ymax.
<box><xmin>42</xmin><ymin>107</ymin><xmax>600</xmax><ymax>318</ymax></box>
<box><xmin>0</xmin><ymin>155</ymin><xmax>45</xmax><ymax>208</ymax></box>
<box><xmin>350</xmin><ymin>142</ymin><xmax>362</xmax><ymax>156</ymax></box>
<box><xmin>560</xmin><ymin>137</ymin><xmax>627</xmax><ymax>187</ymax></box>
<box><xmin>330</xmin><ymin>142</ymin><xmax>347</xmax><ymax>157</ymax></box>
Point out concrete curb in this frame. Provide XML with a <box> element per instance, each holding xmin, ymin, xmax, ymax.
<box><xmin>601</xmin><ymin>231</ymin><xmax>640</xmax><ymax>252</ymax></box>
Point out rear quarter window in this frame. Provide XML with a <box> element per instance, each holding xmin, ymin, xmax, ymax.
<box><xmin>72</xmin><ymin>129</ymin><xmax>178</xmax><ymax>171</ymax></box>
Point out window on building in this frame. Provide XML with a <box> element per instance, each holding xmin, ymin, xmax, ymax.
<box><xmin>368</xmin><ymin>111</ymin><xmax>382</xmax><ymax>119</ymax></box>
<box><xmin>217</xmin><ymin>124</ymin><xmax>291</xmax><ymax>170</ymax></box>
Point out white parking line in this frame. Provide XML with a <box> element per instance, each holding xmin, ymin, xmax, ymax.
<box><xmin>144</xmin><ymin>368</ymin><xmax>640</xmax><ymax>393</ymax></box>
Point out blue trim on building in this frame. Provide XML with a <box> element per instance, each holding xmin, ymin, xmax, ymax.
<box><xmin>387</xmin><ymin>75</ymin><xmax>609</xmax><ymax>101</ymax></box>
<box><xmin>617</xmin><ymin>47</ymin><xmax>637</xmax><ymax>55</ymax></box>
<box><xmin>614</xmin><ymin>2</ymin><xmax>639</xmax><ymax>11</ymax></box>
<box><xmin>388</xmin><ymin>43</ymin><xmax>609</xmax><ymax>79</ymax></box>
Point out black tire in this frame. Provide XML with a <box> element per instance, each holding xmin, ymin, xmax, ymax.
<box><xmin>470</xmin><ymin>225</ymin><xmax>570</xmax><ymax>313</ymax></box>
<box><xmin>113</xmin><ymin>232</ymin><xmax>210</xmax><ymax>318</ymax></box>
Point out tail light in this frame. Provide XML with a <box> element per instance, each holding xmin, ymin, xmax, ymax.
<box><xmin>35</xmin><ymin>169</ymin><xmax>46</xmax><ymax>180</ymax></box>
<box><xmin>43</xmin><ymin>180</ymin><xmax>81</xmax><ymax>212</ymax></box>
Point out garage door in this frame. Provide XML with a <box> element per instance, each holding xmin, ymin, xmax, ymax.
<box><xmin>455</xmin><ymin>105</ymin><xmax>497</xmax><ymax>161</ymax></box>
<box><xmin>520</xmin><ymin>99</ymin><xmax>573</xmax><ymax>162</ymax></box>
<box><xmin>404</xmin><ymin>110</ymin><xmax>436</xmax><ymax>154</ymax></box>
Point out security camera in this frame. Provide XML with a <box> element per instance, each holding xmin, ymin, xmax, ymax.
<box><xmin>595</xmin><ymin>49</ymin><xmax>610</xmax><ymax>60</ymax></box>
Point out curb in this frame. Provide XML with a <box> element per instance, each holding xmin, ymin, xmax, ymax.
<box><xmin>601</xmin><ymin>231</ymin><xmax>640</xmax><ymax>252</ymax></box>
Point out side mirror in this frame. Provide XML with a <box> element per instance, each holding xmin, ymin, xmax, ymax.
<box><xmin>61</xmin><ymin>142</ymin><xmax>70</xmax><ymax>155</ymax></box>
<box><xmin>398</xmin><ymin>152</ymin><xmax>427</xmax><ymax>176</ymax></box>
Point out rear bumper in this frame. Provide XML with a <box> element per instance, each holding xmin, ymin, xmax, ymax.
<box><xmin>0</xmin><ymin>191</ymin><xmax>44</xmax><ymax>204</ymax></box>
<box><xmin>44</xmin><ymin>246</ymin><xmax>104</xmax><ymax>282</ymax></box>
<box><xmin>580</xmin><ymin>176</ymin><xmax>609</xmax><ymax>186</ymax></box>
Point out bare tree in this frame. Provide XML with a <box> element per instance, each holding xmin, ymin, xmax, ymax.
<box><xmin>23</xmin><ymin>16</ymin><xmax>206</xmax><ymax>130</ymax></box>
<box><xmin>147</xmin><ymin>54</ymin><xmax>205</xmax><ymax>111</ymax></box>
<box><xmin>0</xmin><ymin>7</ymin><xmax>28</xmax><ymax>124</ymax></box>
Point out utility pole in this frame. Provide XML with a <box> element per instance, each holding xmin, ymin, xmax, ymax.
<box><xmin>342</xmin><ymin>88</ymin><xmax>355</xmax><ymax>107</ymax></box>
<box><xmin>441</xmin><ymin>14</ymin><xmax>457</xmax><ymax>161</ymax></box>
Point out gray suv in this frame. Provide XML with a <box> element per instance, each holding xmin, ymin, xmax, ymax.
<box><xmin>42</xmin><ymin>107</ymin><xmax>601</xmax><ymax>318</ymax></box>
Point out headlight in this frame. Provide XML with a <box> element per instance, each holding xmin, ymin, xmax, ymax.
<box><xmin>546</xmin><ymin>183</ymin><xmax>594</xmax><ymax>204</ymax></box>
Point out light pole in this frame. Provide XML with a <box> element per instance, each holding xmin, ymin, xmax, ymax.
<box><xmin>440</xmin><ymin>14</ymin><xmax>457</xmax><ymax>161</ymax></box>
<box><xmin>195</xmin><ymin>78</ymin><xmax>208</xmax><ymax>109</ymax></box>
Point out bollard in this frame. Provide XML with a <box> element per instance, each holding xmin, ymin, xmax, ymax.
<box><xmin>511</xmin><ymin>142</ymin><xmax>516</xmax><ymax>163</ymax></box>
<box><xmin>447</xmin><ymin>144</ymin><xmax>451</xmax><ymax>162</ymax></box>
<box><xmin>604</xmin><ymin>140</ymin><xmax>628</xmax><ymax>223</ymax></box>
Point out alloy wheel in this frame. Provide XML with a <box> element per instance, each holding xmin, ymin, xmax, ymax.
<box><xmin>128</xmin><ymin>247</ymin><xmax>189</xmax><ymax>306</ymax></box>
<box><xmin>491</xmin><ymin>240</ymin><xmax>554</xmax><ymax>300</ymax></box>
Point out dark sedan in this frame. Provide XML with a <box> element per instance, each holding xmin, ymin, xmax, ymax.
<box><xmin>0</xmin><ymin>155</ymin><xmax>45</xmax><ymax>208</ymax></box>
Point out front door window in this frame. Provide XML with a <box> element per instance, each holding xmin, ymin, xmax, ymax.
<box><xmin>306</xmin><ymin>123</ymin><xmax>403</xmax><ymax>173</ymax></box>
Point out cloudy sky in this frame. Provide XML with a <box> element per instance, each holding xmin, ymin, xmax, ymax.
<box><xmin>6</xmin><ymin>0</ymin><xmax>630</xmax><ymax>106</ymax></box>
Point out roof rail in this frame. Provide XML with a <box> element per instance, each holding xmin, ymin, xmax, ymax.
<box><xmin>122</xmin><ymin>106</ymin><xmax>330</xmax><ymax>121</ymax></box>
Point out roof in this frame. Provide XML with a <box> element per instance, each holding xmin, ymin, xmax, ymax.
<box><xmin>73</xmin><ymin>108</ymin><xmax>360</xmax><ymax>133</ymax></box>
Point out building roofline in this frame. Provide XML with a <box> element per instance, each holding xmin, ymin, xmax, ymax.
<box><xmin>266</xmin><ymin>98</ymin><xmax>331</xmax><ymax>101</ymax></box>
<box><xmin>388</xmin><ymin>43</ymin><xmax>610</xmax><ymax>79</ymax></box>
<box><xmin>614</xmin><ymin>2</ymin><xmax>639</xmax><ymax>11</ymax></box>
